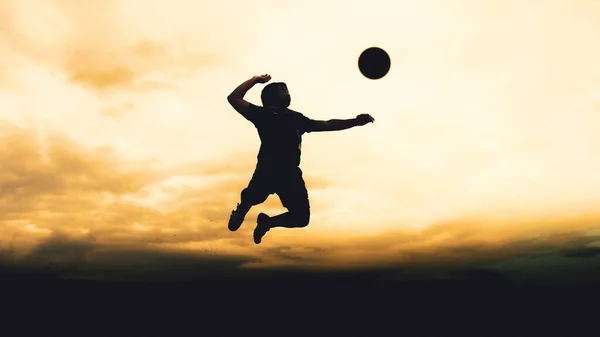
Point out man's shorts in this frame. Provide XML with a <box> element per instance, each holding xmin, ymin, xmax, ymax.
<box><xmin>241</xmin><ymin>166</ymin><xmax>310</xmax><ymax>211</ymax></box>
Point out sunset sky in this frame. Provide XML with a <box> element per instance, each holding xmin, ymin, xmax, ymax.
<box><xmin>1</xmin><ymin>0</ymin><xmax>600</xmax><ymax>284</ymax></box>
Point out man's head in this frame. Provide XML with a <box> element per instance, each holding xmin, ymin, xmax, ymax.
<box><xmin>261</xmin><ymin>82</ymin><xmax>291</xmax><ymax>109</ymax></box>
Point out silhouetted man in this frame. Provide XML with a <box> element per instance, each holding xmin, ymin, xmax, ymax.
<box><xmin>227</xmin><ymin>74</ymin><xmax>374</xmax><ymax>244</ymax></box>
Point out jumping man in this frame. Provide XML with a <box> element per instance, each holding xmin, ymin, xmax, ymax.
<box><xmin>226</xmin><ymin>74</ymin><xmax>374</xmax><ymax>244</ymax></box>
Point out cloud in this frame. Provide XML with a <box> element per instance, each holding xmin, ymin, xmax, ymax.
<box><xmin>0</xmin><ymin>120</ymin><xmax>244</xmax><ymax>249</ymax></box>
<box><xmin>0</xmin><ymin>120</ymin><xmax>161</xmax><ymax>200</ymax></box>
<box><xmin>64</xmin><ymin>39</ymin><xmax>219</xmax><ymax>91</ymax></box>
<box><xmin>0</xmin><ymin>0</ymin><xmax>235</xmax><ymax>92</ymax></box>
<box><xmin>2</xmin><ymin>142</ymin><xmax>600</xmax><ymax>288</ymax></box>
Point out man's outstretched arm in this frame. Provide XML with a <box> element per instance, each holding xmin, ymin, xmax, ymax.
<box><xmin>308</xmin><ymin>114</ymin><xmax>375</xmax><ymax>132</ymax></box>
<box><xmin>227</xmin><ymin>74</ymin><xmax>271</xmax><ymax>118</ymax></box>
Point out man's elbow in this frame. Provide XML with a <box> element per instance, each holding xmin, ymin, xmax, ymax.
<box><xmin>227</xmin><ymin>95</ymin><xmax>241</xmax><ymax>108</ymax></box>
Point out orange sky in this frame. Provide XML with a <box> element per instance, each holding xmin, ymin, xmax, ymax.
<box><xmin>1</xmin><ymin>0</ymin><xmax>600</xmax><ymax>280</ymax></box>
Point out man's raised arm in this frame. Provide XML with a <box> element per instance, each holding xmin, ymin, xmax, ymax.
<box><xmin>227</xmin><ymin>74</ymin><xmax>271</xmax><ymax>119</ymax></box>
<box><xmin>308</xmin><ymin>114</ymin><xmax>375</xmax><ymax>132</ymax></box>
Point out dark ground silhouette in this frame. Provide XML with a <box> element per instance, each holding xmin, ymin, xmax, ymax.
<box><xmin>1</xmin><ymin>263</ymin><xmax>597</xmax><ymax>333</ymax></box>
<box><xmin>1</xmin><ymin>242</ymin><xmax>598</xmax><ymax>334</ymax></box>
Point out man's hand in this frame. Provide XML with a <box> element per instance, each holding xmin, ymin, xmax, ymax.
<box><xmin>253</xmin><ymin>74</ymin><xmax>271</xmax><ymax>84</ymax></box>
<box><xmin>355</xmin><ymin>114</ymin><xmax>375</xmax><ymax>126</ymax></box>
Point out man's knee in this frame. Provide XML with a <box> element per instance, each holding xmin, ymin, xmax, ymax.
<box><xmin>290</xmin><ymin>208</ymin><xmax>310</xmax><ymax>228</ymax></box>
<box><xmin>240</xmin><ymin>188</ymin><xmax>252</xmax><ymax>202</ymax></box>
<box><xmin>241</xmin><ymin>187</ymin><xmax>268</xmax><ymax>206</ymax></box>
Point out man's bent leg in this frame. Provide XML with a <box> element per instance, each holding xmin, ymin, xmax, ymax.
<box><xmin>229</xmin><ymin>170</ymin><xmax>271</xmax><ymax>232</ymax></box>
<box><xmin>253</xmin><ymin>168</ymin><xmax>310</xmax><ymax>243</ymax></box>
<box><xmin>272</xmin><ymin>167</ymin><xmax>311</xmax><ymax>228</ymax></box>
<box><xmin>253</xmin><ymin>201</ymin><xmax>310</xmax><ymax>244</ymax></box>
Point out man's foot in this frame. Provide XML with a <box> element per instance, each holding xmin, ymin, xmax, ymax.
<box><xmin>228</xmin><ymin>203</ymin><xmax>248</xmax><ymax>232</ymax></box>
<box><xmin>254</xmin><ymin>213</ymin><xmax>271</xmax><ymax>244</ymax></box>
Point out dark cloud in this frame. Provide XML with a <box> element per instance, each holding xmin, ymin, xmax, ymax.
<box><xmin>0</xmin><ymin>232</ymin><xmax>513</xmax><ymax>287</ymax></box>
<box><xmin>0</xmin><ymin>233</ymin><xmax>258</xmax><ymax>283</ymax></box>
<box><xmin>560</xmin><ymin>246</ymin><xmax>600</xmax><ymax>259</ymax></box>
<box><xmin>265</xmin><ymin>246</ymin><xmax>308</xmax><ymax>262</ymax></box>
<box><xmin>3</xmin><ymin>223</ymin><xmax>600</xmax><ymax>290</ymax></box>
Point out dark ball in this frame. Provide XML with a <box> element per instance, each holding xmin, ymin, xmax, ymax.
<box><xmin>358</xmin><ymin>47</ymin><xmax>391</xmax><ymax>80</ymax></box>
